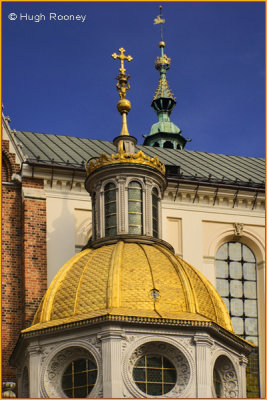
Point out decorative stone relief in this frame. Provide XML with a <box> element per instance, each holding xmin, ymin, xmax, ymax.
<box><xmin>121</xmin><ymin>335</ymin><xmax>136</xmax><ymax>353</ymax></box>
<box><xmin>87</xmin><ymin>336</ymin><xmax>102</xmax><ymax>351</ymax></box>
<box><xmin>213</xmin><ymin>354</ymin><xmax>239</xmax><ymax>398</ymax></box>
<box><xmin>176</xmin><ymin>337</ymin><xmax>194</xmax><ymax>357</ymax></box>
<box><xmin>40</xmin><ymin>345</ymin><xmax>56</xmax><ymax>365</ymax></box>
<box><xmin>41</xmin><ymin>342</ymin><xmax>102</xmax><ymax>398</ymax></box>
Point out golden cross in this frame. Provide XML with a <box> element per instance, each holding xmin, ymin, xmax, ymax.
<box><xmin>112</xmin><ymin>47</ymin><xmax>133</xmax><ymax>75</ymax></box>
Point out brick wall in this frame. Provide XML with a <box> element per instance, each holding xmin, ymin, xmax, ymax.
<box><xmin>2</xmin><ymin>140</ymin><xmax>23</xmax><ymax>381</ymax></box>
<box><xmin>2</xmin><ymin>184</ymin><xmax>23</xmax><ymax>381</ymax></box>
<box><xmin>22</xmin><ymin>178</ymin><xmax>47</xmax><ymax>327</ymax></box>
<box><xmin>2</xmin><ymin>141</ymin><xmax>47</xmax><ymax>381</ymax></box>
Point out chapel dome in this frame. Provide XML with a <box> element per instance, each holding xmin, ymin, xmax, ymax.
<box><xmin>24</xmin><ymin>241</ymin><xmax>233</xmax><ymax>333</ymax></box>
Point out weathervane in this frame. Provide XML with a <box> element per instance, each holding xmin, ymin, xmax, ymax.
<box><xmin>112</xmin><ymin>47</ymin><xmax>133</xmax><ymax>139</ymax></box>
<box><xmin>154</xmin><ymin>5</ymin><xmax>171</xmax><ymax>73</ymax></box>
<box><xmin>154</xmin><ymin>5</ymin><xmax>165</xmax><ymax>42</ymax></box>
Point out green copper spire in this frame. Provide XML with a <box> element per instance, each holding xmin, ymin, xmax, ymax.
<box><xmin>143</xmin><ymin>6</ymin><xmax>191</xmax><ymax>150</ymax></box>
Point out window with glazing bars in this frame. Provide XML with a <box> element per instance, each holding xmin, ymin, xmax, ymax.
<box><xmin>62</xmin><ymin>358</ymin><xmax>97</xmax><ymax>398</ymax></box>
<box><xmin>104</xmin><ymin>182</ymin><xmax>117</xmax><ymax>236</ymax></box>
<box><xmin>215</xmin><ymin>242</ymin><xmax>260</xmax><ymax>397</ymax></box>
<box><xmin>152</xmin><ymin>188</ymin><xmax>159</xmax><ymax>238</ymax></box>
<box><xmin>133</xmin><ymin>355</ymin><xmax>176</xmax><ymax>396</ymax></box>
<box><xmin>128</xmin><ymin>181</ymin><xmax>143</xmax><ymax>235</ymax></box>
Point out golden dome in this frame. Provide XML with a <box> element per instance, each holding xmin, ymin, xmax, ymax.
<box><xmin>23</xmin><ymin>241</ymin><xmax>233</xmax><ymax>333</ymax></box>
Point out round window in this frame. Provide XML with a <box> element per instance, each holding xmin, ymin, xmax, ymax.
<box><xmin>133</xmin><ymin>355</ymin><xmax>177</xmax><ymax>396</ymax></box>
<box><xmin>62</xmin><ymin>358</ymin><xmax>97</xmax><ymax>398</ymax></box>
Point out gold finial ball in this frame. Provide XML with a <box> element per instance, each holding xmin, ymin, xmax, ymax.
<box><xmin>159</xmin><ymin>41</ymin><xmax>165</xmax><ymax>48</ymax></box>
<box><xmin>117</xmin><ymin>99</ymin><xmax>131</xmax><ymax>114</ymax></box>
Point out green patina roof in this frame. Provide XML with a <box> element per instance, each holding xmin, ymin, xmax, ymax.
<box><xmin>153</xmin><ymin>76</ymin><xmax>176</xmax><ymax>102</ymax></box>
<box><xmin>149</xmin><ymin>121</ymin><xmax>181</xmax><ymax>136</ymax></box>
<box><xmin>13</xmin><ymin>130</ymin><xmax>265</xmax><ymax>186</ymax></box>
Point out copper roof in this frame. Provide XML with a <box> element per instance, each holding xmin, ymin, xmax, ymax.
<box><xmin>13</xmin><ymin>130</ymin><xmax>265</xmax><ymax>187</ymax></box>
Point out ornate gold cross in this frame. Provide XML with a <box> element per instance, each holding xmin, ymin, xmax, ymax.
<box><xmin>112</xmin><ymin>47</ymin><xmax>133</xmax><ymax>75</ymax></box>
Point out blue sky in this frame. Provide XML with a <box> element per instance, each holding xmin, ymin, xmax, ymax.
<box><xmin>2</xmin><ymin>1</ymin><xmax>265</xmax><ymax>157</ymax></box>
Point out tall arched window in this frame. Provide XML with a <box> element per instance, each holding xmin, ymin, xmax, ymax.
<box><xmin>216</xmin><ymin>242</ymin><xmax>259</xmax><ymax>397</ymax></box>
<box><xmin>104</xmin><ymin>182</ymin><xmax>117</xmax><ymax>236</ymax></box>
<box><xmin>152</xmin><ymin>188</ymin><xmax>159</xmax><ymax>238</ymax></box>
<box><xmin>128</xmin><ymin>181</ymin><xmax>143</xmax><ymax>235</ymax></box>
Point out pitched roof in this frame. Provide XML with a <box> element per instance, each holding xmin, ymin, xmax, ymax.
<box><xmin>13</xmin><ymin>130</ymin><xmax>265</xmax><ymax>187</ymax></box>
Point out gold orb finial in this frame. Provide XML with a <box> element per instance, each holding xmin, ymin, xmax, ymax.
<box><xmin>112</xmin><ymin>47</ymin><xmax>133</xmax><ymax>137</ymax></box>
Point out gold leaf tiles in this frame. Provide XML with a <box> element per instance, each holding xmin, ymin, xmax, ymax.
<box><xmin>25</xmin><ymin>241</ymin><xmax>233</xmax><ymax>333</ymax></box>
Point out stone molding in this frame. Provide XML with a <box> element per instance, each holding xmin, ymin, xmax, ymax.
<box><xmin>193</xmin><ymin>332</ymin><xmax>214</xmax><ymax>347</ymax></box>
<box><xmin>164</xmin><ymin>185</ymin><xmax>265</xmax><ymax>212</ymax></box>
<box><xmin>22</xmin><ymin>187</ymin><xmax>46</xmax><ymax>201</ymax></box>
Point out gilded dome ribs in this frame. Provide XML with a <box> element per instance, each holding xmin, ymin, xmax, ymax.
<box><xmin>107</xmin><ymin>241</ymin><xmax>124</xmax><ymax>309</ymax></box>
<box><xmin>39</xmin><ymin>250</ymin><xmax>93</xmax><ymax>323</ymax></box>
<box><xmin>139</xmin><ymin>244</ymin><xmax>163</xmax><ymax>318</ymax></box>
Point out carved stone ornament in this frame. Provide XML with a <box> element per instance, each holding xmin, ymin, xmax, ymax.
<box><xmin>212</xmin><ymin>354</ymin><xmax>239</xmax><ymax>398</ymax></box>
<box><xmin>234</xmin><ymin>223</ymin><xmax>244</xmax><ymax>237</ymax></box>
<box><xmin>122</xmin><ymin>336</ymin><xmax>195</xmax><ymax>398</ymax></box>
<box><xmin>40</xmin><ymin>341</ymin><xmax>102</xmax><ymax>398</ymax></box>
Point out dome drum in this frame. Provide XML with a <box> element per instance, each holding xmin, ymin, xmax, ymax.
<box><xmin>85</xmin><ymin>162</ymin><xmax>166</xmax><ymax>241</ymax></box>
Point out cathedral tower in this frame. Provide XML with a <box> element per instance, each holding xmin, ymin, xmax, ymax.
<box><xmin>143</xmin><ymin>6</ymin><xmax>190</xmax><ymax>149</ymax></box>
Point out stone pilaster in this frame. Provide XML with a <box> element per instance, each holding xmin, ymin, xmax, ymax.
<box><xmin>98</xmin><ymin>328</ymin><xmax>124</xmax><ymax>398</ymax></box>
<box><xmin>28</xmin><ymin>345</ymin><xmax>42</xmax><ymax>398</ymax></box>
<box><xmin>194</xmin><ymin>333</ymin><xmax>214</xmax><ymax>398</ymax></box>
<box><xmin>99</xmin><ymin>185</ymin><xmax>104</xmax><ymax>238</ymax></box>
<box><xmin>239</xmin><ymin>354</ymin><xmax>248</xmax><ymax>398</ymax></box>
<box><xmin>117</xmin><ymin>176</ymin><xmax>126</xmax><ymax>234</ymax></box>
<box><xmin>145</xmin><ymin>178</ymin><xmax>153</xmax><ymax>236</ymax></box>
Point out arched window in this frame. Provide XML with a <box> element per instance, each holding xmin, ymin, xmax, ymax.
<box><xmin>129</xmin><ymin>341</ymin><xmax>190</xmax><ymax>398</ymax></box>
<box><xmin>128</xmin><ymin>181</ymin><xmax>143</xmax><ymax>235</ymax></box>
<box><xmin>152</xmin><ymin>188</ymin><xmax>159</xmax><ymax>238</ymax></box>
<box><xmin>62</xmin><ymin>358</ymin><xmax>97</xmax><ymax>398</ymax></box>
<box><xmin>216</xmin><ymin>242</ymin><xmax>259</xmax><ymax>397</ymax></box>
<box><xmin>104</xmin><ymin>182</ymin><xmax>117</xmax><ymax>236</ymax></box>
<box><xmin>163</xmin><ymin>141</ymin><xmax>173</xmax><ymax>149</ymax></box>
<box><xmin>133</xmin><ymin>355</ymin><xmax>176</xmax><ymax>395</ymax></box>
<box><xmin>153</xmin><ymin>142</ymin><xmax>160</xmax><ymax>147</ymax></box>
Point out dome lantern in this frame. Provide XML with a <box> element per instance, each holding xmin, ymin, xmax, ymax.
<box><xmin>84</xmin><ymin>47</ymin><xmax>167</xmax><ymax>243</ymax></box>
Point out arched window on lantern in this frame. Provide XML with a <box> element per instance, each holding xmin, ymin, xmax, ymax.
<box><xmin>128</xmin><ymin>181</ymin><xmax>143</xmax><ymax>235</ymax></box>
<box><xmin>104</xmin><ymin>182</ymin><xmax>117</xmax><ymax>236</ymax></box>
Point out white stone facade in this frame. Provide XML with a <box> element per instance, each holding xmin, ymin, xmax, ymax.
<box><xmin>16</xmin><ymin>323</ymin><xmax>250</xmax><ymax>398</ymax></box>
